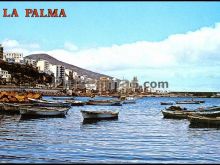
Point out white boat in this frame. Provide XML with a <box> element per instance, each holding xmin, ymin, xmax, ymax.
<box><xmin>123</xmin><ymin>97</ymin><xmax>136</xmax><ymax>104</ymax></box>
<box><xmin>28</xmin><ymin>98</ymin><xmax>71</xmax><ymax>108</ymax></box>
<box><xmin>19</xmin><ymin>106</ymin><xmax>71</xmax><ymax>117</ymax></box>
<box><xmin>81</xmin><ymin>110</ymin><xmax>119</xmax><ymax>120</ymax></box>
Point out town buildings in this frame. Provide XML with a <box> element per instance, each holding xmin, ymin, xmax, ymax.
<box><xmin>0</xmin><ymin>68</ymin><xmax>11</xmax><ymax>82</ymax></box>
<box><xmin>0</xmin><ymin>44</ymin><xmax>145</xmax><ymax>94</ymax></box>
<box><xmin>3</xmin><ymin>52</ymin><xmax>23</xmax><ymax>63</ymax></box>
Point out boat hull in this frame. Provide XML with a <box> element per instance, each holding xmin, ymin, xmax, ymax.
<box><xmin>86</xmin><ymin>101</ymin><xmax>122</xmax><ymax>106</ymax></box>
<box><xmin>161</xmin><ymin>110</ymin><xmax>194</xmax><ymax>119</ymax></box>
<box><xmin>20</xmin><ymin>107</ymin><xmax>70</xmax><ymax>117</ymax></box>
<box><xmin>188</xmin><ymin>115</ymin><xmax>220</xmax><ymax>127</ymax></box>
<box><xmin>81</xmin><ymin>110</ymin><xmax>119</xmax><ymax>120</ymax></box>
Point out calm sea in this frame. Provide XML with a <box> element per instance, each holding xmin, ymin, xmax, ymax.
<box><xmin>1</xmin><ymin>96</ymin><xmax>220</xmax><ymax>163</ymax></box>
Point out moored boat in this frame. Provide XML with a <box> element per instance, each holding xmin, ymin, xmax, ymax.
<box><xmin>161</xmin><ymin>109</ymin><xmax>194</xmax><ymax>119</ymax></box>
<box><xmin>123</xmin><ymin>97</ymin><xmax>136</xmax><ymax>104</ymax></box>
<box><xmin>81</xmin><ymin>110</ymin><xmax>119</xmax><ymax>120</ymax></box>
<box><xmin>52</xmin><ymin>97</ymin><xmax>75</xmax><ymax>100</ymax></box>
<box><xmin>188</xmin><ymin>115</ymin><xmax>220</xmax><ymax>127</ymax></box>
<box><xmin>2</xmin><ymin>103</ymin><xmax>20</xmax><ymax>114</ymax></box>
<box><xmin>65</xmin><ymin>100</ymin><xmax>85</xmax><ymax>106</ymax></box>
<box><xmin>176</xmin><ymin>101</ymin><xmax>200</xmax><ymax>104</ymax></box>
<box><xmin>19</xmin><ymin>106</ymin><xmax>70</xmax><ymax>118</ymax></box>
<box><xmin>86</xmin><ymin>100</ymin><xmax>122</xmax><ymax>106</ymax></box>
<box><xmin>28</xmin><ymin>98</ymin><xmax>71</xmax><ymax>108</ymax></box>
<box><xmin>160</xmin><ymin>102</ymin><xmax>174</xmax><ymax>105</ymax></box>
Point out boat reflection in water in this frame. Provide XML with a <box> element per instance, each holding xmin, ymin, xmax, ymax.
<box><xmin>82</xmin><ymin>117</ymin><xmax>118</xmax><ymax>124</ymax></box>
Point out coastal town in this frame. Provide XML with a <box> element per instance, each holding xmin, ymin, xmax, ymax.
<box><xmin>0</xmin><ymin>44</ymin><xmax>219</xmax><ymax>99</ymax></box>
<box><xmin>0</xmin><ymin>43</ymin><xmax>162</xmax><ymax>97</ymax></box>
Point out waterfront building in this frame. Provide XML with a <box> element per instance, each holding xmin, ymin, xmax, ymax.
<box><xmin>65</xmin><ymin>69</ymin><xmax>74</xmax><ymax>89</ymax></box>
<box><xmin>111</xmin><ymin>78</ymin><xmax>120</xmax><ymax>92</ymax></box>
<box><xmin>49</xmin><ymin>64</ymin><xmax>65</xmax><ymax>87</ymax></box>
<box><xmin>85</xmin><ymin>78</ymin><xmax>97</xmax><ymax>92</ymax></box>
<box><xmin>24</xmin><ymin>58</ymin><xmax>37</xmax><ymax>68</ymax></box>
<box><xmin>118</xmin><ymin>79</ymin><xmax>130</xmax><ymax>93</ymax></box>
<box><xmin>36</xmin><ymin>59</ymin><xmax>50</xmax><ymax>73</ymax></box>
<box><xmin>0</xmin><ymin>68</ymin><xmax>11</xmax><ymax>82</ymax></box>
<box><xmin>0</xmin><ymin>44</ymin><xmax>3</xmax><ymax>60</ymax></box>
<box><xmin>130</xmin><ymin>76</ymin><xmax>139</xmax><ymax>92</ymax></box>
<box><xmin>3</xmin><ymin>52</ymin><xmax>23</xmax><ymax>63</ymax></box>
<box><xmin>96</xmin><ymin>77</ymin><xmax>112</xmax><ymax>94</ymax></box>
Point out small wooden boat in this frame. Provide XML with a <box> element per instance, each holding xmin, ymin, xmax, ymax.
<box><xmin>28</xmin><ymin>98</ymin><xmax>71</xmax><ymax>108</ymax></box>
<box><xmin>52</xmin><ymin>97</ymin><xmax>75</xmax><ymax>100</ymax></box>
<box><xmin>0</xmin><ymin>103</ymin><xmax>4</xmax><ymax>111</ymax></box>
<box><xmin>86</xmin><ymin>100</ymin><xmax>122</xmax><ymax>106</ymax></box>
<box><xmin>162</xmin><ymin>106</ymin><xmax>220</xmax><ymax>119</ymax></box>
<box><xmin>19</xmin><ymin>106</ymin><xmax>71</xmax><ymax>117</ymax></box>
<box><xmin>2</xmin><ymin>103</ymin><xmax>21</xmax><ymax>114</ymax></box>
<box><xmin>81</xmin><ymin>110</ymin><xmax>119</xmax><ymax>120</ymax></box>
<box><xmin>161</xmin><ymin>109</ymin><xmax>194</xmax><ymax>119</ymax></box>
<box><xmin>65</xmin><ymin>100</ymin><xmax>85</xmax><ymax>106</ymax></box>
<box><xmin>188</xmin><ymin>115</ymin><xmax>220</xmax><ymax>127</ymax></box>
<box><xmin>160</xmin><ymin>102</ymin><xmax>174</xmax><ymax>105</ymax></box>
<box><xmin>191</xmin><ymin>110</ymin><xmax>220</xmax><ymax>118</ymax></box>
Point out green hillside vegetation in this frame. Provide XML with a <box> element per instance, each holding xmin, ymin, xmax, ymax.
<box><xmin>0</xmin><ymin>60</ymin><xmax>53</xmax><ymax>86</ymax></box>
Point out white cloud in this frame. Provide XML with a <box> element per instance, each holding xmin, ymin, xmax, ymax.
<box><xmin>63</xmin><ymin>42</ymin><xmax>78</xmax><ymax>51</ymax></box>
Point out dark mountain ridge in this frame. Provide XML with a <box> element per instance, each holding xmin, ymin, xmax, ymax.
<box><xmin>25</xmin><ymin>54</ymin><xmax>114</xmax><ymax>80</ymax></box>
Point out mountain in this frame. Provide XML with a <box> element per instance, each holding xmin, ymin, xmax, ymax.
<box><xmin>24</xmin><ymin>54</ymin><xmax>114</xmax><ymax>80</ymax></box>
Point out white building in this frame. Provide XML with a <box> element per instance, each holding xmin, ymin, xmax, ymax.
<box><xmin>118</xmin><ymin>79</ymin><xmax>130</xmax><ymax>93</ymax></box>
<box><xmin>36</xmin><ymin>60</ymin><xmax>50</xmax><ymax>73</ymax></box>
<box><xmin>49</xmin><ymin>64</ymin><xmax>65</xmax><ymax>87</ymax></box>
<box><xmin>3</xmin><ymin>52</ymin><xmax>23</xmax><ymax>63</ymax></box>
<box><xmin>0</xmin><ymin>68</ymin><xmax>11</xmax><ymax>82</ymax></box>
<box><xmin>24</xmin><ymin>58</ymin><xmax>37</xmax><ymax>68</ymax></box>
<box><xmin>85</xmin><ymin>78</ymin><xmax>97</xmax><ymax>91</ymax></box>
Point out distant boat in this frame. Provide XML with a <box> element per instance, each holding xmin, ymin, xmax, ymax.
<box><xmin>188</xmin><ymin>115</ymin><xmax>220</xmax><ymax>127</ymax></box>
<box><xmin>86</xmin><ymin>99</ymin><xmax>122</xmax><ymax>106</ymax></box>
<box><xmin>123</xmin><ymin>97</ymin><xmax>136</xmax><ymax>104</ymax></box>
<box><xmin>176</xmin><ymin>98</ymin><xmax>205</xmax><ymax>104</ymax></box>
<box><xmin>176</xmin><ymin>101</ymin><xmax>200</xmax><ymax>104</ymax></box>
<box><xmin>81</xmin><ymin>110</ymin><xmax>119</xmax><ymax>120</ymax></box>
<box><xmin>28</xmin><ymin>98</ymin><xmax>71</xmax><ymax>108</ymax></box>
<box><xmin>52</xmin><ymin>97</ymin><xmax>75</xmax><ymax>100</ymax></box>
<box><xmin>19</xmin><ymin>106</ymin><xmax>71</xmax><ymax>118</ymax></box>
<box><xmin>160</xmin><ymin>102</ymin><xmax>174</xmax><ymax>105</ymax></box>
<box><xmin>65</xmin><ymin>100</ymin><xmax>85</xmax><ymax>106</ymax></box>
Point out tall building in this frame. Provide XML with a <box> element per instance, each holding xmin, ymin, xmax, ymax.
<box><xmin>49</xmin><ymin>64</ymin><xmax>65</xmax><ymax>87</ymax></box>
<box><xmin>37</xmin><ymin>60</ymin><xmax>50</xmax><ymax>73</ymax></box>
<box><xmin>97</xmin><ymin>77</ymin><xmax>111</xmax><ymax>93</ymax></box>
<box><xmin>130</xmin><ymin>76</ymin><xmax>139</xmax><ymax>92</ymax></box>
<box><xmin>0</xmin><ymin>44</ymin><xmax>3</xmax><ymax>60</ymax></box>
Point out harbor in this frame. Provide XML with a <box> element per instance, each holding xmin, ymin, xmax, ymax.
<box><xmin>1</xmin><ymin>96</ymin><xmax>220</xmax><ymax>163</ymax></box>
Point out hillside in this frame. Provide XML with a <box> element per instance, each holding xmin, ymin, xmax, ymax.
<box><xmin>25</xmin><ymin>54</ymin><xmax>114</xmax><ymax>80</ymax></box>
<box><xmin>0</xmin><ymin>60</ymin><xmax>53</xmax><ymax>85</ymax></box>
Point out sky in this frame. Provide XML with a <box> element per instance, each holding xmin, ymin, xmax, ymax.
<box><xmin>1</xmin><ymin>2</ymin><xmax>220</xmax><ymax>92</ymax></box>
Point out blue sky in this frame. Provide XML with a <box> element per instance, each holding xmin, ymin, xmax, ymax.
<box><xmin>1</xmin><ymin>2</ymin><xmax>220</xmax><ymax>92</ymax></box>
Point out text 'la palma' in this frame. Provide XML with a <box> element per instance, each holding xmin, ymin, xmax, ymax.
<box><xmin>3</xmin><ymin>9</ymin><xmax>67</xmax><ymax>17</ymax></box>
